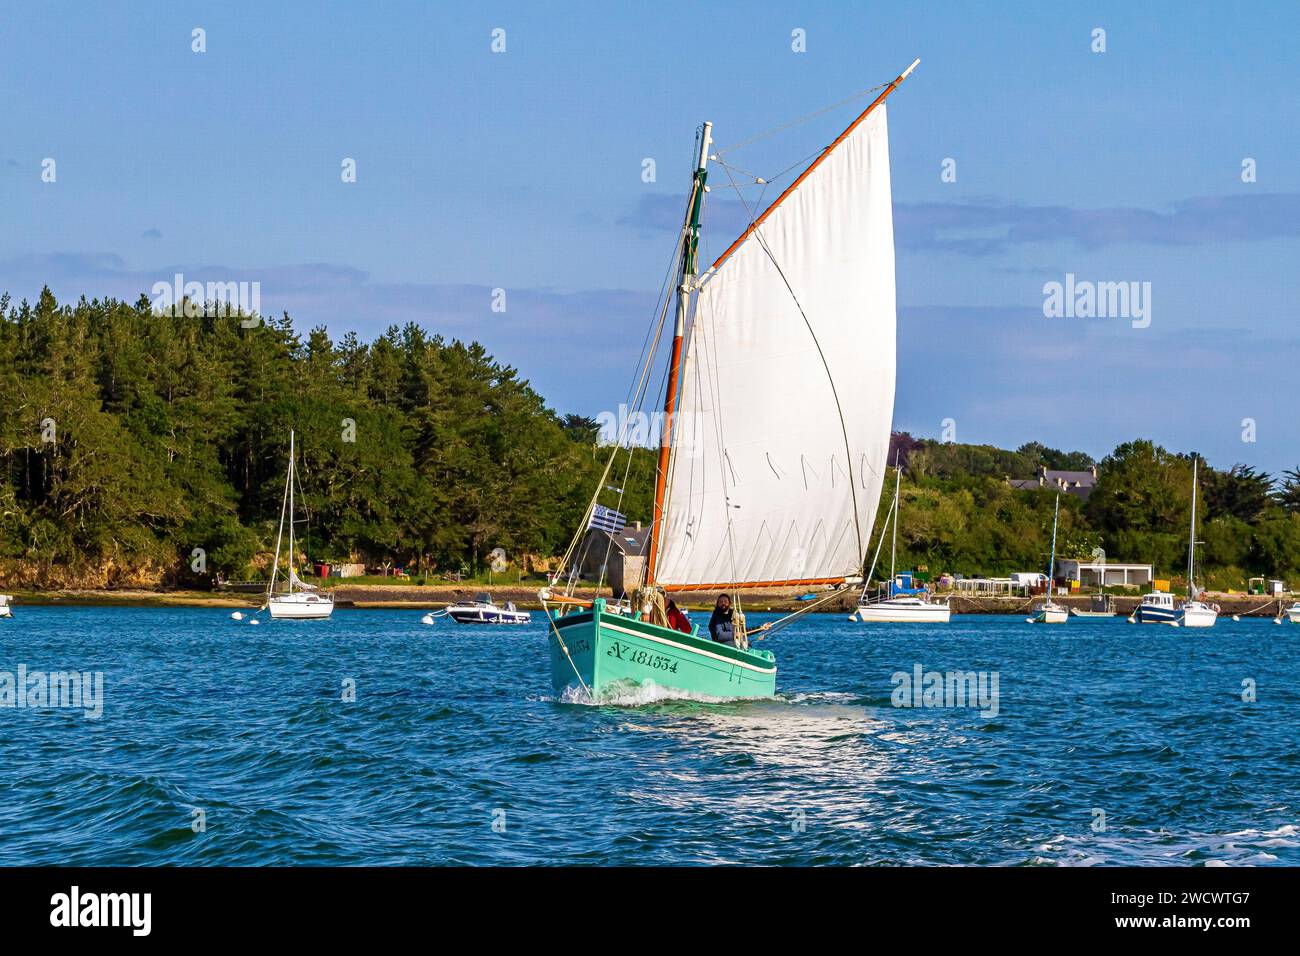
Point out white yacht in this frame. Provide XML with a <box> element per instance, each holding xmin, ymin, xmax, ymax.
<box><xmin>264</xmin><ymin>431</ymin><xmax>334</xmax><ymax>620</ymax></box>
<box><xmin>1286</xmin><ymin>603</ymin><xmax>1300</xmax><ymax>624</ymax></box>
<box><xmin>1178</xmin><ymin>457</ymin><xmax>1217</xmax><ymax>628</ymax></box>
<box><xmin>1028</xmin><ymin>493</ymin><xmax>1068</xmax><ymax>624</ymax></box>
<box><xmin>855</xmin><ymin>590</ymin><xmax>952</xmax><ymax>623</ymax></box>
<box><xmin>852</xmin><ymin>462</ymin><xmax>950</xmax><ymax>623</ymax></box>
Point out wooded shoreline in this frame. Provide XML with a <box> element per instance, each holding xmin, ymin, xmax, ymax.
<box><xmin>3</xmin><ymin>294</ymin><xmax>1298</xmax><ymax>594</ymax></box>
<box><xmin>6</xmin><ymin>585</ymin><xmax>1291</xmax><ymax>617</ymax></box>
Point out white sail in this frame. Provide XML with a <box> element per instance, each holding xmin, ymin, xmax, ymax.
<box><xmin>655</xmin><ymin>105</ymin><xmax>896</xmax><ymax>588</ymax></box>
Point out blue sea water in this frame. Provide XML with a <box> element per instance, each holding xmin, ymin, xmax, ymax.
<box><xmin>1</xmin><ymin>606</ymin><xmax>1296</xmax><ymax>866</ymax></box>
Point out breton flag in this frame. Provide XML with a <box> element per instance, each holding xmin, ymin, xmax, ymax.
<box><xmin>588</xmin><ymin>504</ymin><xmax>628</xmax><ymax>534</ymax></box>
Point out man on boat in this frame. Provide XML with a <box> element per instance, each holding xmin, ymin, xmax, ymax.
<box><xmin>709</xmin><ymin>595</ymin><xmax>737</xmax><ymax>646</ymax></box>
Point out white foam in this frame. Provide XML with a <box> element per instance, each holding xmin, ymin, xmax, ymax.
<box><xmin>1028</xmin><ymin>822</ymin><xmax>1300</xmax><ymax>866</ymax></box>
<box><xmin>547</xmin><ymin>680</ymin><xmax>770</xmax><ymax>707</ymax></box>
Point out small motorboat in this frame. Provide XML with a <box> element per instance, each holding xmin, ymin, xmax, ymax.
<box><xmin>446</xmin><ymin>593</ymin><xmax>531</xmax><ymax>625</ymax></box>
<box><xmin>1285</xmin><ymin>603</ymin><xmax>1299</xmax><ymax>624</ymax></box>
<box><xmin>0</xmin><ymin>594</ymin><xmax>12</xmax><ymax>619</ymax></box>
<box><xmin>1132</xmin><ymin>591</ymin><xmax>1178</xmax><ymax>624</ymax></box>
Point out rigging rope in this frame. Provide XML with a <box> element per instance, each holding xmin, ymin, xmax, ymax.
<box><xmin>553</xmin><ymin>222</ymin><xmax>689</xmax><ymax>593</ymax></box>
<box><xmin>714</xmin><ymin>82</ymin><xmax>892</xmax><ymax>158</ymax></box>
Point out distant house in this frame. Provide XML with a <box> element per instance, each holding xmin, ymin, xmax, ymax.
<box><xmin>575</xmin><ymin>523</ymin><xmax>650</xmax><ymax>597</ymax></box>
<box><xmin>1009</xmin><ymin>464</ymin><xmax>1099</xmax><ymax>500</ymax></box>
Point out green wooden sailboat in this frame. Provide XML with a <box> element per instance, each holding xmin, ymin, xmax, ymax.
<box><xmin>542</xmin><ymin>59</ymin><xmax>919</xmax><ymax>701</ymax></box>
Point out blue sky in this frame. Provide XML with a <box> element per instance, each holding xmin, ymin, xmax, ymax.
<box><xmin>2</xmin><ymin>0</ymin><xmax>1297</xmax><ymax>475</ymax></box>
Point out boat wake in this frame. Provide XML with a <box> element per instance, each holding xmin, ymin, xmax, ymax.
<box><xmin>544</xmin><ymin>680</ymin><xmax>775</xmax><ymax>708</ymax></box>
<box><xmin>540</xmin><ymin>684</ymin><xmax>874</xmax><ymax>711</ymax></box>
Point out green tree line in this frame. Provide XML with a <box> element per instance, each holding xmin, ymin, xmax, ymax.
<box><xmin>1</xmin><ymin>289</ymin><xmax>1295</xmax><ymax>591</ymax></box>
<box><xmin>0</xmin><ymin>289</ymin><xmax>654</xmax><ymax>586</ymax></box>
<box><xmin>886</xmin><ymin>436</ymin><xmax>1300</xmax><ymax>590</ymax></box>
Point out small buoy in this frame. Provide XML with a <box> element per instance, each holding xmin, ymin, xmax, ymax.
<box><xmin>230</xmin><ymin>611</ymin><xmax>243</xmax><ymax>621</ymax></box>
<box><xmin>421</xmin><ymin>613</ymin><xmax>435</xmax><ymax>625</ymax></box>
<box><xmin>1274</xmin><ymin>617</ymin><xmax>1283</xmax><ymax>625</ymax></box>
<box><xmin>248</xmin><ymin>618</ymin><xmax>260</xmax><ymax>626</ymax></box>
<box><xmin>1127</xmin><ymin>616</ymin><xmax>1137</xmax><ymax>624</ymax></box>
<box><xmin>1232</xmin><ymin>614</ymin><xmax>1241</xmax><ymax>622</ymax></box>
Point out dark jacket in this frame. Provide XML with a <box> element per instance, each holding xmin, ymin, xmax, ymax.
<box><xmin>708</xmin><ymin>608</ymin><xmax>735</xmax><ymax>645</ymax></box>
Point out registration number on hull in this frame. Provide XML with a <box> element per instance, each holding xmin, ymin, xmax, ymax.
<box><xmin>606</xmin><ymin>640</ymin><xmax>678</xmax><ymax>674</ymax></box>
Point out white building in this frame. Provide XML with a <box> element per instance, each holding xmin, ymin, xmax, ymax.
<box><xmin>1057</xmin><ymin>560</ymin><xmax>1153</xmax><ymax>588</ymax></box>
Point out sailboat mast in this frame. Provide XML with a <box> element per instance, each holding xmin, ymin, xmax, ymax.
<box><xmin>267</xmin><ymin>445</ymin><xmax>292</xmax><ymax>605</ymax></box>
<box><xmin>1188</xmin><ymin>457</ymin><xmax>1198</xmax><ymax>598</ymax></box>
<box><xmin>1047</xmin><ymin>493</ymin><xmax>1060</xmax><ymax>595</ymax></box>
<box><xmin>646</xmin><ymin>121</ymin><xmax>712</xmax><ymax>586</ymax></box>
<box><xmin>889</xmin><ymin>457</ymin><xmax>901</xmax><ymax>585</ymax></box>
<box><xmin>287</xmin><ymin>430</ymin><xmax>296</xmax><ymax>595</ymax></box>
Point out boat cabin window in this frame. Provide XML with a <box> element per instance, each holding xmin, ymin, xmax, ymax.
<box><xmin>474</xmin><ymin>592</ymin><xmax>492</xmax><ymax>604</ymax></box>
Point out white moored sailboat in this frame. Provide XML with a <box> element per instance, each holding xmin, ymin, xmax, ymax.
<box><xmin>264</xmin><ymin>430</ymin><xmax>334</xmax><ymax>620</ymax></box>
<box><xmin>1028</xmin><ymin>493</ymin><xmax>1068</xmax><ymax>624</ymax></box>
<box><xmin>1180</xmin><ymin>457</ymin><xmax>1218</xmax><ymax>628</ymax></box>
<box><xmin>540</xmin><ymin>60</ymin><xmax>918</xmax><ymax>699</ymax></box>
<box><xmin>852</xmin><ymin>460</ymin><xmax>950</xmax><ymax>623</ymax></box>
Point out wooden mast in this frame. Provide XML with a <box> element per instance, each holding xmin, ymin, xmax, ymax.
<box><xmin>646</xmin><ymin>122</ymin><xmax>711</xmax><ymax>587</ymax></box>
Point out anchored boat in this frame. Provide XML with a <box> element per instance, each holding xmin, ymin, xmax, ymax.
<box><xmin>446</xmin><ymin>593</ymin><xmax>531</xmax><ymax>625</ymax></box>
<box><xmin>0</xmin><ymin>594</ymin><xmax>12</xmax><ymax>619</ymax></box>
<box><xmin>542</xmin><ymin>60</ymin><xmax>919</xmax><ymax>699</ymax></box>
<box><xmin>1133</xmin><ymin>590</ymin><xmax>1179</xmax><ymax>624</ymax></box>
<box><xmin>1028</xmin><ymin>493</ymin><xmax>1068</xmax><ymax>624</ymax></box>
<box><xmin>1071</xmin><ymin>594</ymin><xmax>1116</xmax><ymax>617</ymax></box>
<box><xmin>1179</xmin><ymin>457</ymin><xmax>1218</xmax><ymax>628</ymax></box>
<box><xmin>263</xmin><ymin>431</ymin><xmax>334</xmax><ymax>620</ymax></box>
<box><xmin>852</xmin><ymin>461</ymin><xmax>950</xmax><ymax>623</ymax></box>
<box><xmin>1134</xmin><ymin>458</ymin><xmax>1218</xmax><ymax>627</ymax></box>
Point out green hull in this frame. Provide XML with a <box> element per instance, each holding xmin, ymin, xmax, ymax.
<box><xmin>548</xmin><ymin>599</ymin><xmax>776</xmax><ymax>701</ymax></box>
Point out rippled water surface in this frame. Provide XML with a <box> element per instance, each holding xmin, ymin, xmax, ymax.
<box><xmin>1</xmin><ymin>606</ymin><xmax>1296</xmax><ymax>865</ymax></box>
